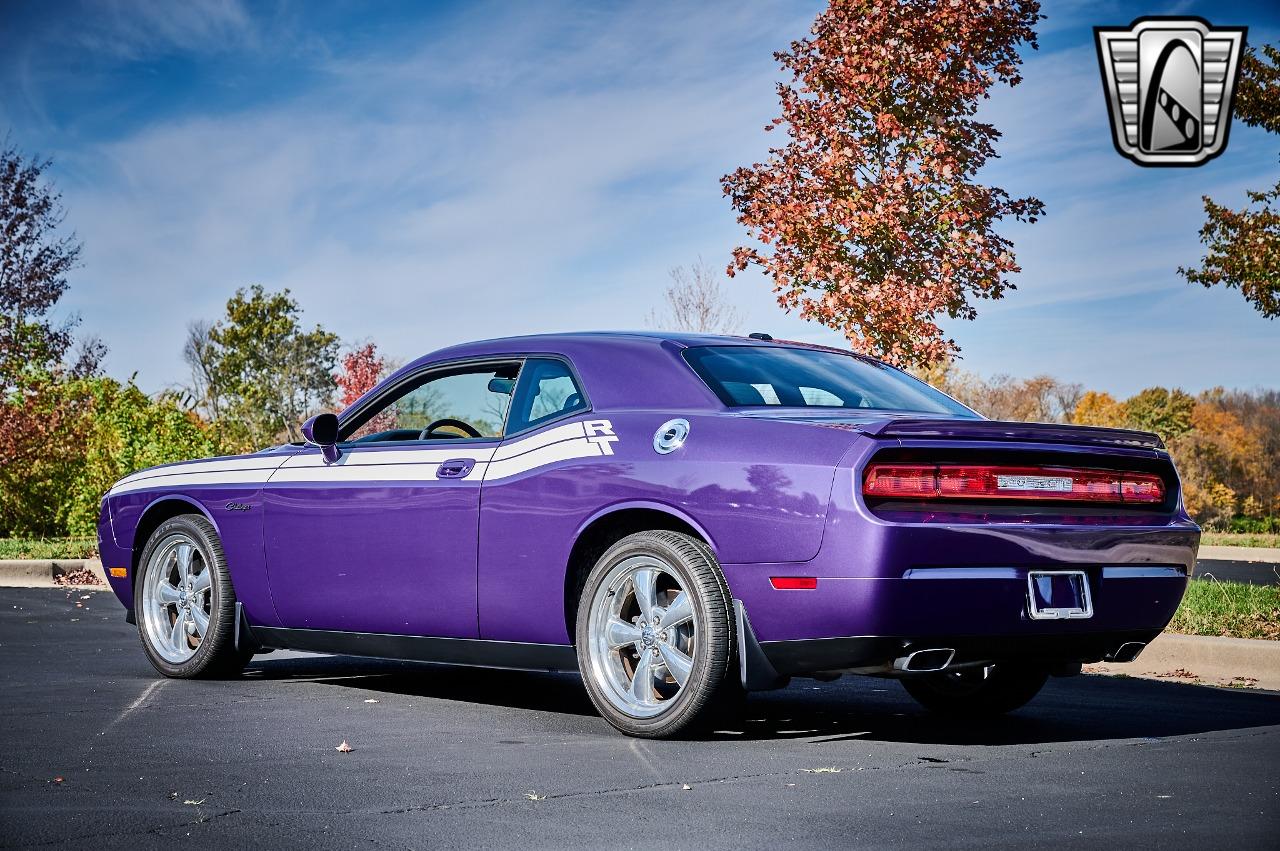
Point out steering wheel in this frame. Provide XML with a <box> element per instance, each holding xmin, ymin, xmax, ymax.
<box><xmin>419</xmin><ymin>418</ymin><xmax>482</xmax><ymax>440</ymax></box>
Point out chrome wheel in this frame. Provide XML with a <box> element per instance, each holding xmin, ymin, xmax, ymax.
<box><xmin>140</xmin><ymin>534</ymin><xmax>212</xmax><ymax>664</ymax></box>
<box><xmin>587</xmin><ymin>554</ymin><xmax>698</xmax><ymax>719</ymax></box>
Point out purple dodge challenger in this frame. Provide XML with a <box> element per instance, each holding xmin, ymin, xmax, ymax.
<box><xmin>99</xmin><ymin>332</ymin><xmax>1198</xmax><ymax>737</ymax></box>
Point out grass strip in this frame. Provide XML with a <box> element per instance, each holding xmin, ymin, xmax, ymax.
<box><xmin>1168</xmin><ymin>578</ymin><xmax>1280</xmax><ymax>641</ymax></box>
<box><xmin>1200</xmin><ymin>532</ymin><xmax>1280</xmax><ymax>549</ymax></box>
<box><xmin>0</xmin><ymin>538</ymin><xmax>98</xmax><ymax>560</ymax></box>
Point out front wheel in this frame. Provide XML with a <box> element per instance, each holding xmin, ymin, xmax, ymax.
<box><xmin>134</xmin><ymin>514</ymin><xmax>251</xmax><ymax>679</ymax></box>
<box><xmin>901</xmin><ymin>664</ymin><xmax>1048</xmax><ymax>717</ymax></box>
<box><xmin>575</xmin><ymin>531</ymin><xmax>736</xmax><ymax>738</ymax></box>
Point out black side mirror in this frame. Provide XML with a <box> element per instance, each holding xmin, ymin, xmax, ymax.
<box><xmin>301</xmin><ymin>413</ymin><xmax>341</xmax><ymax>463</ymax></box>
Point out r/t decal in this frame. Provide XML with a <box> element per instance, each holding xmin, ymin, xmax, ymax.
<box><xmin>584</xmin><ymin>420</ymin><xmax>620</xmax><ymax>456</ymax></box>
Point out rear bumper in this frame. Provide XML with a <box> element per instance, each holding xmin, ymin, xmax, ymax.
<box><xmin>728</xmin><ymin>563</ymin><xmax>1189</xmax><ymax>645</ymax></box>
<box><xmin>759</xmin><ymin>628</ymin><xmax>1163</xmax><ymax>676</ymax></box>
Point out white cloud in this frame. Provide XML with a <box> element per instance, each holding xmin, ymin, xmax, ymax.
<box><xmin>58</xmin><ymin>0</ymin><xmax>822</xmax><ymax>389</ymax></box>
<box><xmin>28</xmin><ymin>0</ymin><xmax>1280</xmax><ymax>397</ymax></box>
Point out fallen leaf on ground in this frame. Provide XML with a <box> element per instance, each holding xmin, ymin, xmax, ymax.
<box><xmin>1154</xmin><ymin>668</ymin><xmax>1199</xmax><ymax>680</ymax></box>
<box><xmin>54</xmin><ymin>569</ymin><xmax>102</xmax><ymax>586</ymax></box>
<box><xmin>335</xmin><ymin>740</ymin><xmax>353</xmax><ymax>753</ymax></box>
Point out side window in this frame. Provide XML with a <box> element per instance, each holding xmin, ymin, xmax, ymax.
<box><xmin>507</xmin><ymin>358</ymin><xmax>587</xmax><ymax>434</ymax></box>
<box><xmin>341</xmin><ymin>362</ymin><xmax>521</xmax><ymax>443</ymax></box>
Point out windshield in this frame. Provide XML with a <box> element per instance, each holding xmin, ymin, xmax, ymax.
<box><xmin>683</xmin><ymin>345</ymin><xmax>977</xmax><ymax>416</ymax></box>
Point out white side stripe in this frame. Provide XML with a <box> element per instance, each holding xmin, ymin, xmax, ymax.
<box><xmin>114</xmin><ymin>458</ymin><xmax>284</xmax><ymax>489</ymax></box>
<box><xmin>484</xmin><ymin>435</ymin><xmax>613</xmax><ymax>481</ymax></box>
<box><xmin>491</xmin><ymin>420</ymin><xmax>588</xmax><ymax>461</ymax></box>
<box><xmin>110</xmin><ymin>468</ymin><xmax>280</xmax><ymax>496</ymax></box>
<box><xmin>108</xmin><ymin>419</ymin><xmax>621</xmax><ymax>495</ymax></box>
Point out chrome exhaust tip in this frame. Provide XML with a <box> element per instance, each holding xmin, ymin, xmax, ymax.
<box><xmin>893</xmin><ymin>648</ymin><xmax>956</xmax><ymax>673</ymax></box>
<box><xmin>1107</xmin><ymin>641</ymin><xmax>1147</xmax><ymax>663</ymax></box>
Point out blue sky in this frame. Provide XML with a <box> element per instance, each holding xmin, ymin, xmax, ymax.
<box><xmin>2</xmin><ymin>0</ymin><xmax>1277</xmax><ymax>397</ymax></box>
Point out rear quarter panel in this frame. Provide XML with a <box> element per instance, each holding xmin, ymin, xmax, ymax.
<box><xmin>477</xmin><ymin>411</ymin><xmax>854</xmax><ymax>643</ymax></box>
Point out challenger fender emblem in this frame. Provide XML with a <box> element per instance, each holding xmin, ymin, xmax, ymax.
<box><xmin>225</xmin><ymin>502</ymin><xmax>252</xmax><ymax>511</ymax></box>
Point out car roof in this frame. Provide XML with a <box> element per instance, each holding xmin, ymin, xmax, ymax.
<box><xmin>381</xmin><ymin>332</ymin><xmax>873</xmax><ymax>414</ymax></box>
<box><xmin>420</xmin><ymin>330</ymin><xmax>855</xmax><ymax>360</ymax></box>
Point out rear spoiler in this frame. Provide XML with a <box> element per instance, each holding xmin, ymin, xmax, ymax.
<box><xmin>861</xmin><ymin>418</ymin><xmax>1165</xmax><ymax>450</ymax></box>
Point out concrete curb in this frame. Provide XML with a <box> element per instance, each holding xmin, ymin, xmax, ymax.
<box><xmin>0</xmin><ymin>558</ymin><xmax>106</xmax><ymax>588</ymax></box>
<box><xmin>1087</xmin><ymin>632</ymin><xmax>1280</xmax><ymax>691</ymax></box>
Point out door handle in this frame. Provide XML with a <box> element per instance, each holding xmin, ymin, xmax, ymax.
<box><xmin>436</xmin><ymin>458</ymin><xmax>475</xmax><ymax>479</ymax></box>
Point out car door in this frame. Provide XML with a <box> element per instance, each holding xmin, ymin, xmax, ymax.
<box><xmin>262</xmin><ymin>358</ymin><xmax>522</xmax><ymax>637</ymax></box>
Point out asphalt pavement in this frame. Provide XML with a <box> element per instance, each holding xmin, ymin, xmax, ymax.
<box><xmin>1195</xmin><ymin>559</ymin><xmax>1280</xmax><ymax>586</ymax></box>
<box><xmin>2</xmin><ymin>587</ymin><xmax>1277</xmax><ymax>850</ymax></box>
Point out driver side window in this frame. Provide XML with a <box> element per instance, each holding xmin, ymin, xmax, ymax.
<box><xmin>342</xmin><ymin>362</ymin><xmax>520</xmax><ymax>443</ymax></box>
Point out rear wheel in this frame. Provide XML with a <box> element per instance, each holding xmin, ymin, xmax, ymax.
<box><xmin>901</xmin><ymin>664</ymin><xmax>1048</xmax><ymax>717</ymax></box>
<box><xmin>135</xmin><ymin>515</ymin><xmax>251</xmax><ymax>679</ymax></box>
<box><xmin>576</xmin><ymin>531</ymin><xmax>736</xmax><ymax>738</ymax></box>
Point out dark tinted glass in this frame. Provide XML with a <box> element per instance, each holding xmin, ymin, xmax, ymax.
<box><xmin>683</xmin><ymin>346</ymin><xmax>976</xmax><ymax>416</ymax></box>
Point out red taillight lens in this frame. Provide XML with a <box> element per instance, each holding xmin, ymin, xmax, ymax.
<box><xmin>862</xmin><ymin>463</ymin><xmax>1165</xmax><ymax>504</ymax></box>
<box><xmin>861</xmin><ymin>464</ymin><xmax>939</xmax><ymax>498</ymax></box>
<box><xmin>770</xmin><ymin>576</ymin><xmax>818</xmax><ymax>590</ymax></box>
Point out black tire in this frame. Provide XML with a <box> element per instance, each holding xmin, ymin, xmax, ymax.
<box><xmin>134</xmin><ymin>514</ymin><xmax>251</xmax><ymax>679</ymax></box>
<box><xmin>575</xmin><ymin>530</ymin><xmax>736</xmax><ymax>738</ymax></box>
<box><xmin>901</xmin><ymin>664</ymin><xmax>1048</xmax><ymax>717</ymax></box>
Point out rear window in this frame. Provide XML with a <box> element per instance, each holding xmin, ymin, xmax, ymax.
<box><xmin>682</xmin><ymin>346</ymin><xmax>977</xmax><ymax>416</ymax></box>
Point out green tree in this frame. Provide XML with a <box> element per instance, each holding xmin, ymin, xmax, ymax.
<box><xmin>62</xmin><ymin>378</ymin><xmax>217</xmax><ymax>535</ymax></box>
<box><xmin>185</xmin><ymin>285</ymin><xmax>339</xmax><ymax>451</ymax></box>
<box><xmin>1179</xmin><ymin>44</ymin><xmax>1280</xmax><ymax>317</ymax></box>
<box><xmin>1123</xmin><ymin>387</ymin><xmax>1195</xmax><ymax>443</ymax></box>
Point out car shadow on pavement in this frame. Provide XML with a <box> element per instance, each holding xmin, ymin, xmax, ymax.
<box><xmin>246</xmin><ymin>653</ymin><xmax>601</xmax><ymax>716</ymax></box>
<box><xmin>245</xmin><ymin>652</ymin><xmax>1280</xmax><ymax>744</ymax></box>
<box><xmin>731</xmin><ymin>675</ymin><xmax>1280</xmax><ymax>745</ymax></box>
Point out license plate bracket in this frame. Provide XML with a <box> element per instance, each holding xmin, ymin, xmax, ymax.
<box><xmin>1027</xmin><ymin>570</ymin><xmax>1093</xmax><ymax>620</ymax></box>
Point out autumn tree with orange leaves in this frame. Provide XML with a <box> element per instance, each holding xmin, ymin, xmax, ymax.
<box><xmin>722</xmin><ymin>0</ymin><xmax>1045</xmax><ymax>368</ymax></box>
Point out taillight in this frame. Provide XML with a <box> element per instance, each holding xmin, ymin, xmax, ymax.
<box><xmin>862</xmin><ymin>463</ymin><xmax>1165</xmax><ymax>504</ymax></box>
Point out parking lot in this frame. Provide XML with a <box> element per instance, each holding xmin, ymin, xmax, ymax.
<box><xmin>2</xmin><ymin>587</ymin><xmax>1277</xmax><ymax>849</ymax></box>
